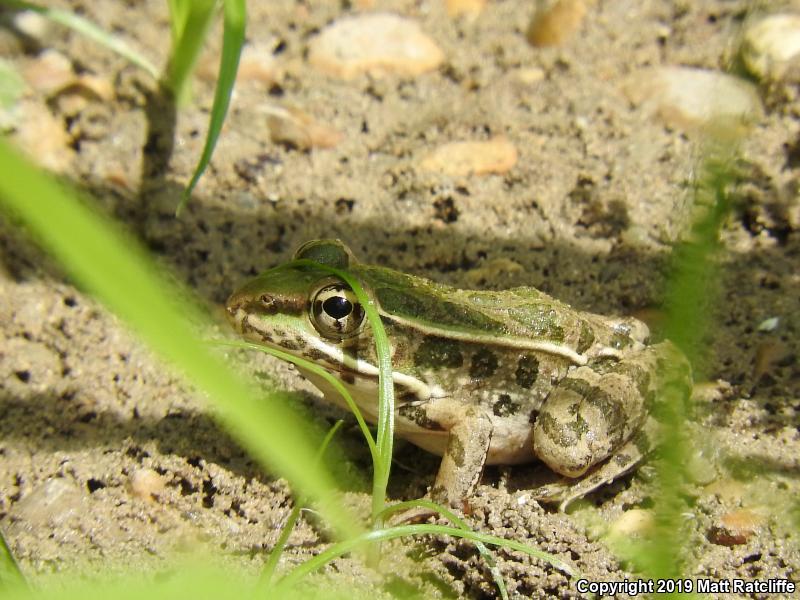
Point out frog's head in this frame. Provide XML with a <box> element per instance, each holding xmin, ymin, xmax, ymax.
<box><xmin>226</xmin><ymin>240</ymin><xmax>369</xmax><ymax>359</ymax></box>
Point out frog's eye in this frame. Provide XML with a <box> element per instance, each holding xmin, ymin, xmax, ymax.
<box><xmin>310</xmin><ymin>283</ymin><xmax>365</xmax><ymax>339</ymax></box>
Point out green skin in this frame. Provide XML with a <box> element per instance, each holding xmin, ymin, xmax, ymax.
<box><xmin>226</xmin><ymin>240</ymin><xmax>692</xmax><ymax>510</ymax></box>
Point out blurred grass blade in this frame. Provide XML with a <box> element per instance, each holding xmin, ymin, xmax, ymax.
<box><xmin>274</xmin><ymin>523</ymin><xmax>577</xmax><ymax>593</ymax></box>
<box><xmin>216</xmin><ymin>340</ymin><xmax>378</xmax><ymax>460</ymax></box>
<box><xmin>0</xmin><ymin>526</ymin><xmax>26</xmax><ymax>589</ymax></box>
<box><xmin>0</xmin><ymin>138</ymin><xmax>360</xmax><ymax>541</ymax></box>
<box><xmin>176</xmin><ymin>0</ymin><xmax>245</xmax><ymax>216</ymax></box>
<box><xmin>643</xmin><ymin>145</ymin><xmax>734</xmax><ymax>581</ymax></box>
<box><xmin>322</xmin><ymin>265</ymin><xmax>395</xmax><ymax>527</ymax></box>
<box><xmin>3</xmin><ymin>1</ymin><xmax>158</xmax><ymax>79</ymax></box>
<box><xmin>260</xmin><ymin>420</ymin><xmax>345</xmax><ymax>587</ymax></box>
<box><xmin>0</xmin><ymin>564</ymin><xmax>357</xmax><ymax>600</ymax></box>
<box><xmin>164</xmin><ymin>0</ymin><xmax>217</xmax><ymax>104</ymax></box>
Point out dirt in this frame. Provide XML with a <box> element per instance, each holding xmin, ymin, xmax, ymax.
<box><xmin>1</xmin><ymin>0</ymin><xmax>799</xmax><ymax>598</ymax></box>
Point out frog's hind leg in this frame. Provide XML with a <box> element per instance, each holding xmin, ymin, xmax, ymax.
<box><xmin>533</xmin><ymin>354</ymin><xmax>655</xmax><ymax>480</ymax></box>
<box><xmin>532</xmin><ymin>417</ymin><xmax>656</xmax><ymax>511</ymax></box>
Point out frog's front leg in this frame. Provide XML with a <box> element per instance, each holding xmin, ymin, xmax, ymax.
<box><xmin>429</xmin><ymin>406</ymin><xmax>493</xmax><ymax>510</ymax></box>
<box><xmin>532</xmin><ymin>345</ymin><xmax>664</xmax><ymax>489</ymax></box>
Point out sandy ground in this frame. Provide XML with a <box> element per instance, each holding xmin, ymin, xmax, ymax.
<box><xmin>1</xmin><ymin>0</ymin><xmax>798</xmax><ymax>597</ymax></box>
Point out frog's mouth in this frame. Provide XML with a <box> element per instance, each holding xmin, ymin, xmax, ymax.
<box><xmin>226</xmin><ymin>302</ymin><xmax>436</xmax><ymax>403</ymax></box>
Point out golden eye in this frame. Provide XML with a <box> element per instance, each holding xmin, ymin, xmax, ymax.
<box><xmin>310</xmin><ymin>283</ymin><xmax>365</xmax><ymax>339</ymax></box>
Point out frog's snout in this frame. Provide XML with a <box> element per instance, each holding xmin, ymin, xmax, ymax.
<box><xmin>225</xmin><ymin>290</ymin><xmax>246</xmax><ymax>318</ymax></box>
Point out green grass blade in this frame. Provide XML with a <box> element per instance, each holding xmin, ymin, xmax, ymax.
<box><xmin>0</xmin><ymin>526</ymin><xmax>26</xmax><ymax>589</ymax></box>
<box><xmin>336</xmin><ymin>270</ymin><xmax>395</xmax><ymax>527</ymax></box>
<box><xmin>260</xmin><ymin>420</ymin><xmax>345</xmax><ymax>587</ymax></box>
<box><xmin>642</xmin><ymin>146</ymin><xmax>734</xmax><ymax>583</ymax></box>
<box><xmin>163</xmin><ymin>0</ymin><xmax>217</xmax><ymax>104</ymax></box>
<box><xmin>3</xmin><ymin>1</ymin><xmax>158</xmax><ymax>79</ymax></box>
<box><xmin>291</xmin><ymin>260</ymin><xmax>396</xmax><ymax>527</ymax></box>
<box><xmin>0</xmin><ymin>138</ymin><xmax>361</xmax><ymax>542</ymax></box>
<box><xmin>273</xmin><ymin>523</ymin><xmax>577</xmax><ymax>592</ymax></box>
<box><xmin>214</xmin><ymin>340</ymin><xmax>378</xmax><ymax>461</ymax></box>
<box><xmin>176</xmin><ymin>0</ymin><xmax>245</xmax><ymax>215</ymax></box>
<box><xmin>379</xmin><ymin>500</ymin><xmax>509</xmax><ymax>600</ymax></box>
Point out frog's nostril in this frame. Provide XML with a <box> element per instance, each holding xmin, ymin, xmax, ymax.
<box><xmin>259</xmin><ymin>294</ymin><xmax>279</xmax><ymax>314</ymax></box>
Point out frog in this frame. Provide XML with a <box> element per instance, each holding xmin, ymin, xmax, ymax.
<box><xmin>226</xmin><ymin>239</ymin><xmax>692</xmax><ymax>511</ymax></box>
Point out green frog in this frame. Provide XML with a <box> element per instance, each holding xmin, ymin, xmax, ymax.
<box><xmin>227</xmin><ymin>240</ymin><xmax>691</xmax><ymax>510</ymax></box>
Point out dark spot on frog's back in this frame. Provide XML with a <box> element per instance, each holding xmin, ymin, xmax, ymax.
<box><xmin>397</xmin><ymin>404</ymin><xmax>444</xmax><ymax>431</ymax></box>
<box><xmin>492</xmin><ymin>394</ymin><xmax>520</xmax><ymax>417</ymax></box>
<box><xmin>414</xmin><ymin>336</ymin><xmax>463</xmax><ymax>369</ymax></box>
<box><xmin>515</xmin><ymin>355</ymin><xmax>539</xmax><ymax>389</ymax></box>
<box><xmin>470</xmin><ymin>348</ymin><xmax>498</xmax><ymax>379</ymax></box>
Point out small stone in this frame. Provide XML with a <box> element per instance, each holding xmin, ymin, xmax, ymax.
<box><xmin>756</xmin><ymin>316</ymin><xmax>780</xmax><ymax>332</ymax></box>
<box><xmin>419</xmin><ymin>137</ymin><xmax>518</xmax><ymax>176</ymax></box>
<box><xmin>22</xmin><ymin>49</ymin><xmax>74</xmax><ymax>94</ymax></box>
<box><xmin>741</xmin><ymin>14</ymin><xmax>800</xmax><ymax>82</ymax></box>
<box><xmin>0</xmin><ymin>337</ymin><xmax>63</xmax><ymax>394</ymax></box>
<box><xmin>515</xmin><ymin>67</ymin><xmax>546</xmax><ymax>84</ymax></box>
<box><xmin>237</xmin><ymin>46</ymin><xmax>281</xmax><ymax>85</ymax></box>
<box><xmin>704</xmin><ymin>479</ymin><xmax>747</xmax><ymax>504</ymax></box>
<box><xmin>129</xmin><ymin>468</ymin><xmax>165</xmax><ymax>501</ymax></box>
<box><xmin>264</xmin><ymin>105</ymin><xmax>343</xmax><ymax>150</ymax></box>
<box><xmin>446</xmin><ymin>0</ymin><xmax>486</xmax><ymax>18</ymax></box>
<box><xmin>753</xmin><ymin>340</ymin><xmax>790</xmax><ymax>381</ymax></box>
<box><xmin>527</xmin><ymin>0</ymin><xmax>587</xmax><ymax>48</ymax></box>
<box><xmin>308</xmin><ymin>13</ymin><xmax>444</xmax><ymax>79</ymax></box>
<box><xmin>608</xmin><ymin>509</ymin><xmax>654</xmax><ymax>537</ymax></box>
<box><xmin>54</xmin><ymin>75</ymin><xmax>114</xmax><ymax>116</ymax></box>
<box><xmin>7</xmin><ymin>478</ymin><xmax>84</xmax><ymax>530</ymax></box>
<box><xmin>13</xmin><ymin>10</ymin><xmax>51</xmax><ymax>38</ymax></box>
<box><xmin>623</xmin><ymin>67</ymin><xmax>761</xmax><ymax>134</ymax></box>
<box><xmin>199</xmin><ymin>42</ymin><xmax>281</xmax><ymax>86</ymax></box>
<box><xmin>708</xmin><ymin>509</ymin><xmax>764</xmax><ymax>546</ymax></box>
<box><xmin>11</xmin><ymin>99</ymin><xmax>74</xmax><ymax>172</ymax></box>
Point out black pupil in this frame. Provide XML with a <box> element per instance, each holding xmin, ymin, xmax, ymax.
<box><xmin>323</xmin><ymin>296</ymin><xmax>352</xmax><ymax>319</ymax></box>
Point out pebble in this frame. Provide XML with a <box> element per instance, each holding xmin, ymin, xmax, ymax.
<box><xmin>419</xmin><ymin>137</ymin><xmax>518</xmax><ymax>176</ymax></box>
<box><xmin>703</xmin><ymin>479</ymin><xmax>747</xmax><ymax>505</ymax></box>
<box><xmin>198</xmin><ymin>42</ymin><xmax>281</xmax><ymax>86</ymax></box>
<box><xmin>22</xmin><ymin>49</ymin><xmax>74</xmax><ymax>94</ymax></box>
<box><xmin>623</xmin><ymin>67</ymin><xmax>761</xmax><ymax>133</ymax></box>
<box><xmin>607</xmin><ymin>508</ymin><xmax>654</xmax><ymax>538</ymax></box>
<box><xmin>527</xmin><ymin>0</ymin><xmax>587</xmax><ymax>47</ymax></box>
<box><xmin>11</xmin><ymin>99</ymin><xmax>74</xmax><ymax>172</ymax></box>
<box><xmin>263</xmin><ymin>104</ymin><xmax>343</xmax><ymax>149</ymax></box>
<box><xmin>708</xmin><ymin>509</ymin><xmax>764</xmax><ymax>546</ymax></box>
<box><xmin>0</xmin><ymin>337</ymin><xmax>63</xmax><ymax>394</ymax></box>
<box><xmin>7</xmin><ymin>478</ymin><xmax>84</xmax><ymax>530</ymax></box>
<box><xmin>741</xmin><ymin>14</ymin><xmax>800</xmax><ymax>83</ymax></box>
<box><xmin>514</xmin><ymin>67</ymin><xmax>546</xmax><ymax>85</ymax></box>
<box><xmin>129</xmin><ymin>468</ymin><xmax>166</xmax><ymax>501</ymax></box>
<box><xmin>446</xmin><ymin>0</ymin><xmax>486</xmax><ymax>18</ymax></box>
<box><xmin>12</xmin><ymin>10</ymin><xmax>51</xmax><ymax>39</ymax></box>
<box><xmin>308</xmin><ymin>13</ymin><xmax>445</xmax><ymax>79</ymax></box>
